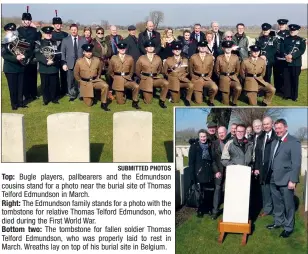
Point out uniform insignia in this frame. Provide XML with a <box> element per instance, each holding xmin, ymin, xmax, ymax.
<box><xmin>269</xmin><ymin>42</ymin><xmax>273</xmax><ymax>45</ymax></box>
<box><xmin>296</xmin><ymin>41</ymin><xmax>300</xmax><ymax>44</ymax></box>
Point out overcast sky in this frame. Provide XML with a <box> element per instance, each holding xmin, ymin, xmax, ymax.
<box><xmin>2</xmin><ymin>4</ymin><xmax>307</xmax><ymax>26</ymax></box>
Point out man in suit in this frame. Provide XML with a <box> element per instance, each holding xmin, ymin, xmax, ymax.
<box><xmin>254</xmin><ymin>116</ymin><xmax>277</xmax><ymax>217</ymax></box>
<box><xmin>266</xmin><ymin>119</ymin><xmax>301</xmax><ymax>238</ymax></box>
<box><xmin>61</xmin><ymin>24</ymin><xmax>87</xmax><ymax>101</ymax></box>
<box><xmin>190</xmin><ymin>23</ymin><xmax>205</xmax><ymax>43</ymax></box>
<box><xmin>74</xmin><ymin>44</ymin><xmax>110</xmax><ymax>111</ymax></box>
<box><xmin>138</xmin><ymin>21</ymin><xmax>161</xmax><ymax>55</ymax></box>
<box><xmin>211</xmin><ymin>126</ymin><xmax>228</xmax><ymax>219</ymax></box>
<box><xmin>105</xmin><ymin>25</ymin><xmax>124</xmax><ymax>57</ymax></box>
<box><xmin>211</xmin><ymin>21</ymin><xmax>224</xmax><ymax>52</ymax></box>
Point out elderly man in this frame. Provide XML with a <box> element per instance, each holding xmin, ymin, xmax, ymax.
<box><xmin>232</xmin><ymin>23</ymin><xmax>249</xmax><ymax>61</ymax></box>
<box><xmin>267</xmin><ymin>119</ymin><xmax>301</xmax><ymax>238</ymax></box>
<box><xmin>211</xmin><ymin>21</ymin><xmax>224</xmax><ymax>49</ymax></box>
<box><xmin>190</xmin><ymin>23</ymin><xmax>205</xmax><ymax>43</ymax></box>
<box><xmin>124</xmin><ymin>25</ymin><xmax>141</xmax><ymax>68</ymax></box>
<box><xmin>105</xmin><ymin>25</ymin><xmax>123</xmax><ymax>57</ymax></box>
<box><xmin>138</xmin><ymin>21</ymin><xmax>161</xmax><ymax>55</ymax></box>
<box><xmin>207</xmin><ymin>122</ymin><xmax>217</xmax><ymax>142</ymax></box>
<box><xmin>251</xmin><ymin>119</ymin><xmax>263</xmax><ymax>162</ymax></box>
<box><xmin>211</xmin><ymin>126</ymin><xmax>228</xmax><ymax>220</ymax></box>
<box><xmin>226</xmin><ymin>123</ymin><xmax>237</xmax><ymax>141</ymax></box>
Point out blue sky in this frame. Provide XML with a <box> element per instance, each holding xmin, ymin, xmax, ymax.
<box><xmin>175</xmin><ymin>108</ymin><xmax>308</xmax><ymax>135</ymax></box>
<box><xmin>2</xmin><ymin>4</ymin><xmax>307</xmax><ymax>26</ymax></box>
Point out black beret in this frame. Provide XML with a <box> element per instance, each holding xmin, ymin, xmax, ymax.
<box><xmin>277</xmin><ymin>19</ymin><xmax>288</xmax><ymax>25</ymax></box>
<box><xmin>22</xmin><ymin>12</ymin><xmax>32</xmax><ymax>21</ymax></box>
<box><xmin>144</xmin><ymin>40</ymin><xmax>155</xmax><ymax>47</ymax></box>
<box><xmin>128</xmin><ymin>25</ymin><xmax>136</xmax><ymax>31</ymax></box>
<box><xmin>261</xmin><ymin>23</ymin><xmax>272</xmax><ymax>31</ymax></box>
<box><xmin>52</xmin><ymin>17</ymin><xmax>62</xmax><ymax>25</ymax></box>
<box><xmin>221</xmin><ymin>40</ymin><xmax>234</xmax><ymax>48</ymax></box>
<box><xmin>117</xmin><ymin>41</ymin><xmax>127</xmax><ymax>49</ymax></box>
<box><xmin>4</xmin><ymin>23</ymin><xmax>17</xmax><ymax>31</ymax></box>
<box><xmin>81</xmin><ymin>43</ymin><xmax>94</xmax><ymax>52</ymax></box>
<box><xmin>249</xmin><ymin>45</ymin><xmax>261</xmax><ymax>52</ymax></box>
<box><xmin>41</xmin><ymin>26</ymin><xmax>54</xmax><ymax>34</ymax></box>
<box><xmin>197</xmin><ymin>40</ymin><xmax>208</xmax><ymax>47</ymax></box>
<box><xmin>171</xmin><ymin>42</ymin><xmax>183</xmax><ymax>50</ymax></box>
<box><xmin>207</xmin><ymin>122</ymin><xmax>217</xmax><ymax>128</ymax></box>
<box><xmin>289</xmin><ymin>24</ymin><xmax>301</xmax><ymax>31</ymax></box>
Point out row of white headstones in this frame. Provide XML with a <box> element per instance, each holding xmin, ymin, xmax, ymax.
<box><xmin>1</xmin><ymin>111</ymin><xmax>153</xmax><ymax>163</ymax></box>
<box><xmin>175</xmin><ymin>145</ymin><xmax>308</xmax><ymax>212</ymax></box>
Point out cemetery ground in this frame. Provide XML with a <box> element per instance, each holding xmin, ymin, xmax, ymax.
<box><xmin>1</xmin><ymin>70</ymin><xmax>307</xmax><ymax>162</ymax></box>
<box><xmin>176</xmin><ymin>176</ymin><xmax>307</xmax><ymax>254</ymax></box>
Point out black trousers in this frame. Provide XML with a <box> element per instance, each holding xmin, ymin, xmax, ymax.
<box><xmin>264</xmin><ymin>62</ymin><xmax>273</xmax><ymax>83</ymax></box>
<box><xmin>283</xmin><ymin>66</ymin><xmax>301</xmax><ymax>100</ymax></box>
<box><xmin>23</xmin><ymin>63</ymin><xmax>38</xmax><ymax>99</ymax></box>
<box><xmin>198</xmin><ymin>182</ymin><xmax>214</xmax><ymax>213</ymax></box>
<box><xmin>5</xmin><ymin>72</ymin><xmax>24</xmax><ymax>108</ymax></box>
<box><xmin>40</xmin><ymin>73</ymin><xmax>59</xmax><ymax>103</ymax></box>
<box><xmin>59</xmin><ymin>68</ymin><xmax>68</xmax><ymax>96</ymax></box>
<box><xmin>273</xmin><ymin>60</ymin><xmax>285</xmax><ymax>93</ymax></box>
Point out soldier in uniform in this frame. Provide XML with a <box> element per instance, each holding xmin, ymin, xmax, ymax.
<box><xmin>240</xmin><ymin>45</ymin><xmax>276</xmax><ymax>106</ymax></box>
<box><xmin>51</xmin><ymin>10</ymin><xmax>68</xmax><ymax>97</ymax></box>
<box><xmin>256</xmin><ymin>23</ymin><xmax>278</xmax><ymax>83</ymax></box>
<box><xmin>35</xmin><ymin>26</ymin><xmax>61</xmax><ymax>105</ymax></box>
<box><xmin>135</xmin><ymin>40</ymin><xmax>169</xmax><ymax>109</ymax></box>
<box><xmin>214</xmin><ymin>40</ymin><xmax>241</xmax><ymax>106</ymax></box>
<box><xmin>2</xmin><ymin>23</ymin><xmax>27</xmax><ymax>110</ymax></box>
<box><xmin>17</xmin><ymin>6</ymin><xmax>41</xmax><ymax>101</ymax></box>
<box><xmin>273</xmin><ymin>19</ymin><xmax>290</xmax><ymax>94</ymax></box>
<box><xmin>74</xmin><ymin>44</ymin><xmax>110</xmax><ymax>111</ymax></box>
<box><xmin>162</xmin><ymin>42</ymin><xmax>193</xmax><ymax>106</ymax></box>
<box><xmin>108</xmin><ymin>42</ymin><xmax>141</xmax><ymax>109</ymax></box>
<box><xmin>281</xmin><ymin>24</ymin><xmax>306</xmax><ymax>101</ymax></box>
<box><xmin>189</xmin><ymin>40</ymin><xmax>218</xmax><ymax>106</ymax></box>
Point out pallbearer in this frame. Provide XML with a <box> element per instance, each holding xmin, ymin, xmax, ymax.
<box><xmin>162</xmin><ymin>41</ymin><xmax>193</xmax><ymax>106</ymax></box>
<box><xmin>240</xmin><ymin>45</ymin><xmax>276</xmax><ymax>106</ymax></box>
<box><xmin>108</xmin><ymin>42</ymin><xmax>141</xmax><ymax>109</ymax></box>
<box><xmin>214</xmin><ymin>40</ymin><xmax>241</xmax><ymax>106</ymax></box>
<box><xmin>35</xmin><ymin>26</ymin><xmax>61</xmax><ymax>105</ymax></box>
<box><xmin>135</xmin><ymin>40</ymin><xmax>169</xmax><ymax>109</ymax></box>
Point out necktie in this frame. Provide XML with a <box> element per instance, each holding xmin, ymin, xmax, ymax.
<box><xmin>262</xmin><ymin>134</ymin><xmax>269</xmax><ymax>162</ymax></box>
<box><xmin>214</xmin><ymin>33</ymin><xmax>217</xmax><ymax>48</ymax></box>
<box><xmin>149</xmin><ymin>32</ymin><xmax>152</xmax><ymax>39</ymax></box>
<box><xmin>196</xmin><ymin>34</ymin><xmax>199</xmax><ymax>42</ymax></box>
<box><xmin>272</xmin><ymin>139</ymin><xmax>282</xmax><ymax>160</ymax></box>
<box><xmin>73</xmin><ymin>37</ymin><xmax>78</xmax><ymax>60</ymax></box>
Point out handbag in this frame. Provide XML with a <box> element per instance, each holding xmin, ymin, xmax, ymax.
<box><xmin>185</xmin><ymin>183</ymin><xmax>201</xmax><ymax>208</ymax></box>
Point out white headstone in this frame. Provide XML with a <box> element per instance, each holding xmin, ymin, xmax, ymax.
<box><xmin>301</xmin><ymin>148</ymin><xmax>307</xmax><ymax>176</ymax></box>
<box><xmin>113</xmin><ymin>111</ymin><xmax>152</xmax><ymax>162</ymax></box>
<box><xmin>1</xmin><ymin>113</ymin><xmax>25</xmax><ymax>162</ymax></box>
<box><xmin>223</xmin><ymin>165</ymin><xmax>251</xmax><ymax>224</ymax></box>
<box><xmin>47</xmin><ymin>112</ymin><xmax>90</xmax><ymax>162</ymax></box>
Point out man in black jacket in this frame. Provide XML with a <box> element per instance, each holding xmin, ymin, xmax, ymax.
<box><xmin>211</xmin><ymin>21</ymin><xmax>224</xmax><ymax>53</ymax></box>
<box><xmin>138</xmin><ymin>21</ymin><xmax>161</xmax><ymax>55</ymax></box>
<box><xmin>190</xmin><ymin>23</ymin><xmax>205</xmax><ymax>43</ymax></box>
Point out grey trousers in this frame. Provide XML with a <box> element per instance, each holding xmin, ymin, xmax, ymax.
<box><xmin>270</xmin><ymin>176</ymin><xmax>295</xmax><ymax>232</ymax></box>
<box><xmin>67</xmin><ymin>69</ymin><xmax>79</xmax><ymax>99</ymax></box>
<box><xmin>212</xmin><ymin>176</ymin><xmax>223</xmax><ymax>214</ymax></box>
<box><xmin>261</xmin><ymin>183</ymin><xmax>273</xmax><ymax>214</ymax></box>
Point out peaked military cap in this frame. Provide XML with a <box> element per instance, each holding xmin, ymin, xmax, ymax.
<box><xmin>277</xmin><ymin>19</ymin><xmax>288</xmax><ymax>25</ymax></box>
<box><xmin>207</xmin><ymin>122</ymin><xmax>217</xmax><ymax>128</ymax></box>
<box><xmin>261</xmin><ymin>23</ymin><xmax>272</xmax><ymax>31</ymax></box>
<box><xmin>81</xmin><ymin>43</ymin><xmax>94</xmax><ymax>52</ymax></box>
<box><xmin>249</xmin><ymin>45</ymin><xmax>261</xmax><ymax>52</ymax></box>
<box><xmin>41</xmin><ymin>26</ymin><xmax>54</xmax><ymax>34</ymax></box>
<box><xmin>22</xmin><ymin>6</ymin><xmax>32</xmax><ymax>21</ymax></box>
<box><xmin>4</xmin><ymin>23</ymin><xmax>17</xmax><ymax>31</ymax></box>
<box><xmin>289</xmin><ymin>24</ymin><xmax>301</xmax><ymax>31</ymax></box>
<box><xmin>128</xmin><ymin>25</ymin><xmax>136</xmax><ymax>31</ymax></box>
<box><xmin>171</xmin><ymin>41</ymin><xmax>183</xmax><ymax>50</ymax></box>
<box><xmin>117</xmin><ymin>41</ymin><xmax>127</xmax><ymax>49</ymax></box>
<box><xmin>52</xmin><ymin>10</ymin><xmax>62</xmax><ymax>24</ymax></box>
<box><xmin>221</xmin><ymin>40</ymin><xmax>234</xmax><ymax>48</ymax></box>
<box><xmin>144</xmin><ymin>40</ymin><xmax>155</xmax><ymax>47</ymax></box>
<box><xmin>197</xmin><ymin>40</ymin><xmax>208</xmax><ymax>47</ymax></box>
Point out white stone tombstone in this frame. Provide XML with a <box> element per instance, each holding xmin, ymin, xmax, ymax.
<box><xmin>113</xmin><ymin>111</ymin><xmax>152</xmax><ymax>162</ymax></box>
<box><xmin>1</xmin><ymin>113</ymin><xmax>25</xmax><ymax>162</ymax></box>
<box><xmin>47</xmin><ymin>113</ymin><xmax>90</xmax><ymax>162</ymax></box>
<box><xmin>301</xmin><ymin>148</ymin><xmax>307</xmax><ymax>176</ymax></box>
<box><xmin>223</xmin><ymin>165</ymin><xmax>252</xmax><ymax>223</ymax></box>
<box><xmin>305</xmin><ymin>170</ymin><xmax>308</xmax><ymax>212</ymax></box>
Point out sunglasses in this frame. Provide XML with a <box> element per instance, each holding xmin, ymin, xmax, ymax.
<box><xmin>226</xmin><ymin>36</ymin><xmax>232</xmax><ymax>38</ymax></box>
<box><xmin>97</xmin><ymin>33</ymin><xmax>104</xmax><ymax>35</ymax></box>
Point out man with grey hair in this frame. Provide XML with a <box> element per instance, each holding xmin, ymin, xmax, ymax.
<box><xmin>210</xmin><ymin>21</ymin><xmax>224</xmax><ymax>49</ymax></box>
<box><xmin>105</xmin><ymin>25</ymin><xmax>123</xmax><ymax>56</ymax></box>
<box><xmin>138</xmin><ymin>21</ymin><xmax>161</xmax><ymax>55</ymax></box>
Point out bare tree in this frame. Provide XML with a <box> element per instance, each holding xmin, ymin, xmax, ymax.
<box><xmin>100</xmin><ymin>20</ymin><xmax>109</xmax><ymax>30</ymax></box>
<box><xmin>136</xmin><ymin>21</ymin><xmax>146</xmax><ymax>32</ymax></box>
<box><xmin>148</xmin><ymin>11</ymin><xmax>164</xmax><ymax>29</ymax></box>
<box><xmin>207</xmin><ymin>108</ymin><xmax>232</xmax><ymax>128</ymax></box>
<box><xmin>294</xmin><ymin>127</ymin><xmax>308</xmax><ymax>142</ymax></box>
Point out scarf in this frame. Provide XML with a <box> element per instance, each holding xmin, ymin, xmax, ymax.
<box><xmin>95</xmin><ymin>36</ymin><xmax>107</xmax><ymax>56</ymax></box>
<box><xmin>182</xmin><ymin>40</ymin><xmax>190</xmax><ymax>55</ymax></box>
<box><xmin>199</xmin><ymin>142</ymin><xmax>211</xmax><ymax>160</ymax></box>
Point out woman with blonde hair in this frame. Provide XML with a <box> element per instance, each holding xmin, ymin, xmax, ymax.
<box><xmin>83</xmin><ymin>26</ymin><xmax>93</xmax><ymax>44</ymax></box>
<box><xmin>204</xmin><ymin>30</ymin><xmax>214</xmax><ymax>56</ymax></box>
<box><xmin>159</xmin><ymin>28</ymin><xmax>176</xmax><ymax>60</ymax></box>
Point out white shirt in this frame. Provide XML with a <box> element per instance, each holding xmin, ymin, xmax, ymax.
<box><xmin>263</xmin><ymin>129</ymin><xmax>273</xmax><ymax>148</ymax></box>
<box><xmin>272</xmin><ymin>132</ymin><xmax>288</xmax><ymax>159</ymax></box>
<box><xmin>147</xmin><ymin>31</ymin><xmax>152</xmax><ymax>39</ymax></box>
<box><xmin>71</xmin><ymin>35</ymin><xmax>78</xmax><ymax>47</ymax></box>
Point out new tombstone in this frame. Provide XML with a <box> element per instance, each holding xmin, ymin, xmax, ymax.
<box><xmin>113</xmin><ymin>111</ymin><xmax>152</xmax><ymax>162</ymax></box>
<box><xmin>47</xmin><ymin>113</ymin><xmax>90</xmax><ymax>162</ymax></box>
<box><xmin>1</xmin><ymin>113</ymin><xmax>25</xmax><ymax>162</ymax></box>
<box><xmin>218</xmin><ymin>165</ymin><xmax>252</xmax><ymax>245</ymax></box>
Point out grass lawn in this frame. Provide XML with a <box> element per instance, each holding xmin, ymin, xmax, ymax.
<box><xmin>176</xmin><ymin>176</ymin><xmax>307</xmax><ymax>254</ymax></box>
<box><xmin>1</xmin><ymin>70</ymin><xmax>307</xmax><ymax>162</ymax></box>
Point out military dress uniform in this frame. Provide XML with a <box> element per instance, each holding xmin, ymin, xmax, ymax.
<box><xmin>255</xmin><ymin>23</ymin><xmax>278</xmax><ymax>83</ymax></box>
<box><xmin>189</xmin><ymin>41</ymin><xmax>218</xmax><ymax>106</ymax></box>
<box><xmin>74</xmin><ymin>44</ymin><xmax>110</xmax><ymax>111</ymax></box>
<box><xmin>108</xmin><ymin>42</ymin><xmax>141</xmax><ymax>109</ymax></box>
<box><xmin>17</xmin><ymin>8</ymin><xmax>42</xmax><ymax>101</ymax></box>
<box><xmin>135</xmin><ymin>41</ymin><xmax>169</xmax><ymax>108</ymax></box>
<box><xmin>240</xmin><ymin>45</ymin><xmax>276</xmax><ymax>106</ymax></box>
<box><xmin>51</xmin><ymin>11</ymin><xmax>69</xmax><ymax>96</ymax></box>
<box><xmin>273</xmin><ymin>19</ymin><xmax>290</xmax><ymax>94</ymax></box>
<box><xmin>1</xmin><ymin>23</ymin><xmax>26</xmax><ymax>110</ymax></box>
<box><xmin>281</xmin><ymin>24</ymin><xmax>306</xmax><ymax>101</ymax></box>
<box><xmin>35</xmin><ymin>26</ymin><xmax>61</xmax><ymax>105</ymax></box>
<box><xmin>162</xmin><ymin>42</ymin><xmax>193</xmax><ymax>106</ymax></box>
<box><xmin>214</xmin><ymin>40</ymin><xmax>242</xmax><ymax>106</ymax></box>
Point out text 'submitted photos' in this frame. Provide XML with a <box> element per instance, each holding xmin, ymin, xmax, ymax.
<box><xmin>0</xmin><ymin>164</ymin><xmax>174</xmax><ymax>253</ymax></box>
